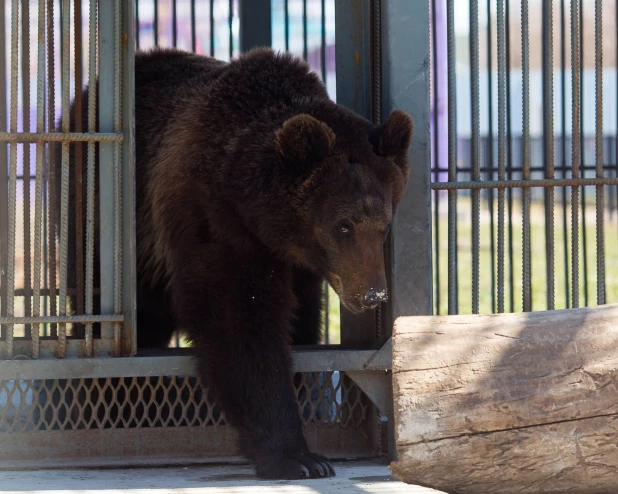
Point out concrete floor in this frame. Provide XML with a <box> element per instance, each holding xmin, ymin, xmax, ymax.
<box><xmin>0</xmin><ymin>461</ymin><xmax>447</xmax><ymax>494</ymax></box>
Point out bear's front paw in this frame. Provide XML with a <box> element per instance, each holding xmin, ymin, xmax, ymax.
<box><xmin>256</xmin><ymin>452</ymin><xmax>336</xmax><ymax>479</ymax></box>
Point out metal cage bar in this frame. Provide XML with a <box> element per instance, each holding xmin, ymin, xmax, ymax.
<box><xmin>446</xmin><ymin>0</ymin><xmax>458</xmax><ymax>315</ymax></box>
<box><xmin>521</xmin><ymin>0</ymin><xmax>532</xmax><ymax>312</ymax></box>
<box><xmin>58</xmin><ymin>0</ymin><xmax>71</xmax><ymax>357</ymax></box>
<box><xmin>21</xmin><ymin>0</ymin><xmax>32</xmax><ymax>340</ymax></box>
<box><xmin>0</xmin><ymin>0</ymin><xmax>8</xmax><ymax>345</ymax></box>
<box><xmin>99</xmin><ymin>0</ymin><xmax>119</xmax><ymax>353</ymax></box>
<box><xmin>46</xmin><ymin>0</ymin><xmax>57</xmax><ymax>337</ymax></box>
<box><xmin>238</xmin><ymin>0</ymin><xmax>271</xmax><ymax>52</ymax></box>
<box><xmin>470</xmin><ymin>0</ymin><xmax>481</xmax><ymax>315</ymax></box>
<box><xmin>543</xmin><ymin>0</ymin><xmax>555</xmax><ymax>311</ymax></box>
<box><xmin>6</xmin><ymin>0</ymin><xmax>20</xmax><ymax>358</ymax></box>
<box><xmin>335</xmin><ymin>0</ymin><xmax>375</xmax><ymax>349</ymax></box>
<box><xmin>570</xmin><ymin>0</ymin><xmax>581</xmax><ymax>308</ymax></box>
<box><xmin>496</xmin><ymin>0</ymin><xmax>506</xmax><ymax>313</ymax></box>
<box><xmin>594</xmin><ymin>0</ymin><xmax>605</xmax><ymax>306</ymax></box>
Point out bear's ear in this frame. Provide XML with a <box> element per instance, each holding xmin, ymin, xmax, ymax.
<box><xmin>276</xmin><ymin>114</ymin><xmax>336</xmax><ymax>165</ymax></box>
<box><xmin>370</xmin><ymin>110</ymin><xmax>414</xmax><ymax>158</ymax></box>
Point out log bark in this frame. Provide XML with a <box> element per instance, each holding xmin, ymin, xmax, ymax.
<box><xmin>390</xmin><ymin>303</ymin><xmax>618</xmax><ymax>494</ymax></box>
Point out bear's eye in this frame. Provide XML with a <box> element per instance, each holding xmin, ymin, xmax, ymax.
<box><xmin>338</xmin><ymin>222</ymin><xmax>353</xmax><ymax>235</ymax></box>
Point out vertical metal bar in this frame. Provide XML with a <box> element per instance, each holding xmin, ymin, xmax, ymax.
<box><xmin>172</xmin><ymin>0</ymin><xmax>177</xmax><ymax>47</ymax></box>
<box><xmin>22</xmin><ymin>0</ymin><xmax>32</xmax><ymax>337</ymax></box>
<box><xmin>521</xmin><ymin>0</ymin><xmax>531</xmax><ymax>312</ymax></box>
<box><xmin>335</xmin><ymin>0</ymin><xmax>372</xmax><ymax>139</ymax></box>
<box><xmin>373</xmin><ymin>0</ymin><xmax>382</xmax><ymax>333</ymax></box>
<box><xmin>335</xmin><ymin>0</ymin><xmax>382</xmax><ymax>461</ymax></box>
<box><xmin>497</xmin><ymin>0</ymin><xmax>506</xmax><ymax>313</ymax></box>
<box><xmin>85</xmin><ymin>0</ymin><xmax>97</xmax><ymax>356</ymax></box>
<box><xmin>470</xmin><ymin>0</ymin><xmax>480</xmax><ymax>314</ymax></box>
<box><xmin>74</xmin><ymin>0</ymin><xmax>84</xmax><ymax>338</ymax></box>
<box><xmin>382</xmin><ymin>0</ymin><xmax>432</xmax><ymax>319</ymax></box>
<box><xmin>47</xmin><ymin>0</ymin><xmax>58</xmax><ymax>337</ymax></box>
<box><xmin>210</xmin><ymin>0</ymin><xmax>215</xmax><ymax>57</ymax></box>
<box><xmin>0</xmin><ymin>0</ymin><xmax>8</xmax><ymax>341</ymax></box>
<box><xmin>320</xmin><ymin>0</ymin><xmax>326</xmax><ymax>82</ymax></box>
<box><xmin>113</xmin><ymin>0</ymin><xmax>123</xmax><ymax>356</ymax></box>
<box><xmin>229</xmin><ymin>0</ymin><xmax>233</xmax><ymax>59</ymax></box>
<box><xmin>6</xmin><ymin>0</ymin><xmax>20</xmax><ymax>358</ymax></box>
<box><xmin>284</xmin><ymin>0</ymin><xmax>289</xmax><ymax>52</ymax></box>
<box><xmin>323</xmin><ymin>281</ymin><xmax>329</xmax><ymax>343</ymax></box>
<box><xmin>335</xmin><ymin>0</ymin><xmax>374</xmax><ymax>347</ymax></box>
<box><xmin>447</xmin><ymin>0</ymin><xmax>458</xmax><ymax>315</ymax></box>
<box><xmin>579</xmin><ymin>0</ymin><xmax>588</xmax><ymax>306</ymax></box>
<box><xmin>486</xmin><ymin>0</ymin><xmax>495</xmax><ymax>314</ymax></box>
<box><xmin>382</xmin><ymin>0</ymin><xmax>432</xmax><ymax>460</ymax></box>
<box><xmin>431</xmin><ymin>0</ymin><xmax>440</xmax><ymax>315</ymax></box>
<box><xmin>100</xmin><ymin>0</ymin><xmax>116</xmax><ymax>349</ymax></box>
<box><xmin>560</xmin><ymin>0</ymin><xmax>569</xmax><ymax>308</ymax></box>
<box><xmin>135</xmin><ymin>0</ymin><xmax>140</xmax><ymax>50</ymax></box>
<box><xmin>543</xmin><ymin>0</ymin><xmax>555</xmax><ymax>310</ymax></box>
<box><xmin>506</xmin><ymin>0</ymin><xmax>515</xmax><ymax>313</ymax></box>
<box><xmin>58</xmin><ymin>0</ymin><xmax>71</xmax><ymax>357</ymax></box>
<box><xmin>191</xmin><ymin>0</ymin><xmax>196</xmax><ymax>52</ymax></box>
<box><xmin>33</xmin><ymin>0</ymin><xmax>47</xmax><ymax>358</ymax></box>
<box><xmin>570</xmin><ymin>0</ymin><xmax>580</xmax><ymax>308</ymax></box>
<box><xmin>153</xmin><ymin>0</ymin><xmax>158</xmax><ymax>46</ymax></box>
<box><xmin>302</xmin><ymin>0</ymin><xmax>308</xmax><ymax>61</ymax></box>
<box><xmin>595</xmin><ymin>0</ymin><xmax>605</xmax><ymax>305</ymax></box>
<box><xmin>238</xmin><ymin>0</ymin><xmax>272</xmax><ymax>53</ymax></box>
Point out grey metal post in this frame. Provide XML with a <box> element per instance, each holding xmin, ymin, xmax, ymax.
<box><xmin>381</xmin><ymin>1</ymin><xmax>432</xmax><ymax>325</ymax></box>
<box><xmin>238</xmin><ymin>0</ymin><xmax>271</xmax><ymax>52</ymax></box>
<box><xmin>0</xmin><ymin>0</ymin><xmax>7</xmax><ymax>339</ymax></box>
<box><xmin>99</xmin><ymin>0</ymin><xmax>117</xmax><ymax>353</ymax></box>
<box><xmin>334</xmin><ymin>0</ymin><xmax>376</xmax><ymax>350</ymax></box>
<box><xmin>380</xmin><ymin>0</ymin><xmax>433</xmax><ymax>462</ymax></box>
<box><xmin>334</xmin><ymin>0</ymin><xmax>383</xmax><ymax>460</ymax></box>
<box><xmin>122</xmin><ymin>0</ymin><xmax>137</xmax><ymax>355</ymax></box>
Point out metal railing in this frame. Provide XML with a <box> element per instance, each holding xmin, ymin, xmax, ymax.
<box><xmin>0</xmin><ymin>0</ymin><xmax>134</xmax><ymax>359</ymax></box>
<box><xmin>431</xmin><ymin>0</ymin><xmax>617</xmax><ymax>316</ymax></box>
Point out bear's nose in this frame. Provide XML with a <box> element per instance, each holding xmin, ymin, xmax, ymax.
<box><xmin>362</xmin><ymin>289</ymin><xmax>388</xmax><ymax>307</ymax></box>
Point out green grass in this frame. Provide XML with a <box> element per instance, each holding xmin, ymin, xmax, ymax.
<box><xmin>432</xmin><ymin>196</ymin><xmax>618</xmax><ymax>315</ymax></box>
<box><xmin>324</xmin><ymin>285</ymin><xmax>341</xmax><ymax>344</ymax></box>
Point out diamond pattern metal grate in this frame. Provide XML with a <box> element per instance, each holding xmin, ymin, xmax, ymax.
<box><xmin>0</xmin><ymin>372</ymin><xmax>367</xmax><ymax>432</ymax></box>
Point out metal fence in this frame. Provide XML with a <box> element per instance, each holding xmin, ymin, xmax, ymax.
<box><xmin>0</xmin><ymin>0</ymin><xmax>416</xmax><ymax>467</ymax></box>
<box><xmin>0</xmin><ymin>0</ymin><xmax>134</xmax><ymax>359</ymax></box>
<box><xmin>430</xmin><ymin>0</ymin><xmax>618</xmax><ymax>316</ymax></box>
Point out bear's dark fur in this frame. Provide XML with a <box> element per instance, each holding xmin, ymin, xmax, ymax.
<box><xmin>58</xmin><ymin>47</ymin><xmax>413</xmax><ymax>479</ymax></box>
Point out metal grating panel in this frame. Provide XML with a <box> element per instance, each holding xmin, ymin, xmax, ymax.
<box><xmin>0</xmin><ymin>371</ymin><xmax>367</xmax><ymax>432</ymax></box>
<box><xmin>0</xmin><ymin>371</ymin><xmax>374</xmax><ymax>466</ymax></box>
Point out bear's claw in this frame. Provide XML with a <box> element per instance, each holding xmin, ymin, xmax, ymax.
<box><xmin>256</xmin><ymin>452</ymin><xmax>336</xmax><ymax>480</ymax></box>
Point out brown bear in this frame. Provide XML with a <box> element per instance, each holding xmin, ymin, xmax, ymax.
<box><xmin>59</xmin><ymin>47</ymin><xmax>413</xmax><ymax>479</ymax></box>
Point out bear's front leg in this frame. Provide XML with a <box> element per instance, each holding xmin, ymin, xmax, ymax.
<box><xmin>169</xmin><ymin>244</ymin><xmax>335</xmax><ymax>479</ymax></box>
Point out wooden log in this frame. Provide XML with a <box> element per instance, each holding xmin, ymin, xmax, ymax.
<box><xmin>390</xmin><ymin>304</ymin><xmax>618</xmax><ymax>494</ymax></box>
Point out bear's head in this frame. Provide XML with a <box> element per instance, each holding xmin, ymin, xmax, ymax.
<box><xmin>276</xmin><ymin>108</ymin><xmax>413</xmax><ymax>314</ymax></box>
